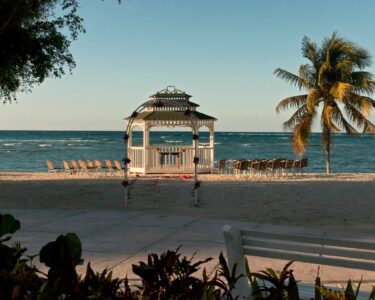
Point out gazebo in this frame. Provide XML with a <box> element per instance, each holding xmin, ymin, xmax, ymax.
<box><xmin>125</xmin><ymin>86</ymin><xmax>217</xmax><ymax>174</ymax></box>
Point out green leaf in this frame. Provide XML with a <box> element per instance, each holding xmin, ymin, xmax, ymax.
<box><xmin>368</xmin><ymin>286</ymin><xmax>375</xmax><ymax>300</ymax></box>
<box><xmin>345</xmin><ymin>279</ymin><xmax>355</xmax><ymax>300</ymax></box>
<box><xmin>0</xmin><ymin>213</ymin><xmax>21</xmax><ymax>237</ymax></box>
<box><xmin>39</xmin><ymin>232</ymin><xmax>82</xmax><ymax>270</ymax></box>
<box><xmin>315</xmin><ymin>276</ymin><xmax>321</xmax><ymax>300</ymax></box>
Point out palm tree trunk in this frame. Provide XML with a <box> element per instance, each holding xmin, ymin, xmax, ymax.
<box><xmin>326</xmin><ymin>130</ymin><xmax>331</xmax><ymax>174</ymax></box>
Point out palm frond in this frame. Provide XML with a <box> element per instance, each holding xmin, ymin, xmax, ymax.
<box><xmin>282</xmin><ymin>104</ymin><xmax>308</xmax><ymax>130</ymax></box>
<box><xmin>317</xmin><ymin>61</ymin><xmax>331</xmax><ymax>91</ymax></box>
<box><xmin>343</xmin><ymin>102</ymin><xmax>375</xmax><ymax>135</ymax></box>
<box><xmin>345</xmin><ymin>93</ymin><xmax>375</xmax><ymax>117</ymax></box>
<box><xmin>301</xmin><ymin>36</ymin><xmax>320</xmax><ymax>69</ymax></box>
<box><xmin>293</xmin><ymin>110</ymin><xmax>315</xmax><ymax>154</ymax></box>
<box><xmin>321</xmin><ymin>103</ymin><xmax>340</xmax><ymax>133</ymax></box>
<box><xmin>298</xmin><ymin>64</ymin><xmax>315</xmax><ymax>88</ymax></box>
<box><xmin>350</xmin><ymin>72</ymin><xmax>375</xmax><ymax>95</ymax></box>
<box><xmin>274</xmin><ymin>68</ymin><xmax>311</xmax><ymax>90</ymax></box>
<box><xmin>275</xmin><ymin>95</ymin><xmax>307</xmax><ymax>113</ymax></box>
<box><xmin>306</xmin><ymin>89</ymin><xmax>321</xmax><ymax>112</ymax></box>
<box><xmin>329</xmin><ymin>81</ymin><xmax>352</xmax><ymax>101</ymax></box>
<box><xmin>330</xmin><ymin>105</ymin><xmax>358</xmax><ymax>134</ymax></box>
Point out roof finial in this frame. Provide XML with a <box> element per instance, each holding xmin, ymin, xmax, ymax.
<box><xmin>166</xmin><ymin>85</ymin><xmax>176</xmax><ymax>92</ymax></box>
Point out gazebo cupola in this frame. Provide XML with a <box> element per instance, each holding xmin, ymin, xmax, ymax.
<box><xmin>125</xmin><ymin>86</ymin><xmax>217</xmax><ymax>174</ymax></box>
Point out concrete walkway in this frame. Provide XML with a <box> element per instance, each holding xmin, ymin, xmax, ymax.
<box><xmin>3</xmin><ymin>208</ymin><xmax>375</xmax><ymax>285</ymax></box>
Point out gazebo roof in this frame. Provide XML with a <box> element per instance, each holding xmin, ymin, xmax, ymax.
<box><xmin>125</xmin><ymin>86</ymin><xmax>217</xmax><ymax>122</ymax></box>
<box><xmin>143</xmin><ymin>86</ymin><xmax>199</xmax><ymax>108</ymax></box>
<box><xmin>131</xmin><ymin>111</ymin><xmax>216</xmax><ymax>121</ymax></box>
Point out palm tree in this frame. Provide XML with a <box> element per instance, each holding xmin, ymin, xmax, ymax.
<box><xmin>275</xmin><ymin>32</ymin><xmax>375</xmax><ymax>174</ymax></box>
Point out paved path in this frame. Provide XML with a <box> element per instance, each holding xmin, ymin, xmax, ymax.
<box><xmin>3</xmin><ymin>209</ymin><xmax>375</xmax><ymax>285</ymax></box>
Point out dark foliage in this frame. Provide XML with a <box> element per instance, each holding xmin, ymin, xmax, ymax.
<box><xmin>131</xmin><ymin>248</ymin><xmax>240</xmax><ymax>299</ymax></box>
<box><xmin>0</xmin><ymin>213</ymin><xmax>241</xmax><ymax>299</ymax></box>
<box><xmin>0</xmin><ymin>0</ymin><xmax>120</xmax><ymax>103</ymax></box>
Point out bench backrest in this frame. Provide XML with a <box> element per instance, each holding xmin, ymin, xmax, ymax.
<box><xmin>241</xmin><ymin>229</ymin><xmax>375</xmax><ymax>271</ymax></box>
<box><xmin>223</xmin><ymin>225</ymin><xmax>375</xmax><ymax>300</ymax></box>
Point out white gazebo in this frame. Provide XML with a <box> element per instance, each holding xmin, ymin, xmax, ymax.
<box><xmin>125</xmin><ymin>86</ymin><xmax>217</xmax><ymax>174</ymax></box>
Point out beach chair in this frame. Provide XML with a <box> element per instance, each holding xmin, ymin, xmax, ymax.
<box><xmin>62</xmin><ymin>160</ymin><xmax>74</xmax><ymax>174</ymax></box>
<box><xmin>266</xmin><ymin>158</ymin><xmax>284</xmax><ymax>177</ymax></box>
<box><xmin>300</xmin><ymin>157</ymin><xmax>308</xmax><ymax>174</ymax></box>
<box><xmin>214</xmin><ymin>159</ymin><xmax>227</xmax><ymax>174</ymax></box>
<box><xmin>46</xmin><ymin>160</ymin><xmax>61</xmax><ymax>173</ymax></box>
<box><xmin>232</xmin><ymin>160</ymin><xmax>241</xmax><ymax>177</ymax></box>
<box><xmin>281</xmin><ymin>159</ymin><xmax>297</xmax><ymax>177</ymax></box>
<box><xmin>87</xmin><ymin>160</ymin><xmax>96</xmax><ymax>172</ymax></box>
<box><xmin>226</xmin><ymin>160</ymin><xmax>236</xmax><ymax>174</ymax></box>
<box><xmin>78</xmin><ymin>160</ymin><xmax>89</xmax><ymax>175</ymax></box>
<box><xmin>234</xmin><ymin>160</ymin><xmax>249</xmax><ymax>179</ymax></box>
<box><xmin>114</xmin><ymin>160</ymin><xmax>124</xmax><ymax>176</ymax></box>
<box><xmin>94</xmin><ymin>160</ymin><xmax>107</xmax><ymax>173</ymax></box>
<box><xmin>71</xmin><ymin>160</ymin><xmax>80</xmax><ymax>174</ymax></box>
<box><xmin>105</xmin><ymin>160</ymin><xmax>115</xmax><ymax>175</ymax></box>
<box><xmin>294</xmin><ymin>158</ymin><xmax>308</xmax><ymax>175</ymax></box>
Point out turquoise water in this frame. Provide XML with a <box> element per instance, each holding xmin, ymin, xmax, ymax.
<box><xmin>0</xmin><ymin>130</ymin><xmax>374</xmax><ymax>173</ymax></box>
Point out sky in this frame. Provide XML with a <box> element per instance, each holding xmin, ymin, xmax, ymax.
<box><xmin>2</xmin><ymin>0</ymin><xmax>375</xmax><ymax>131</ymax></box>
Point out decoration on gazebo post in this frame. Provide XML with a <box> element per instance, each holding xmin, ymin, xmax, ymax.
<box><xmin>123</xmin><ymin>107</ymin><xmax>143</xmax><ymax>205</ymax></box>
<box><xmin>122</xmin><ymin>86</ymin><xmax>217</xmax><ymax>207</ymax></box>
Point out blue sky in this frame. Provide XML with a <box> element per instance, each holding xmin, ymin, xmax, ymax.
<box><xmin>2</xmin><ymin>0</ymin><xmax>375</xmax><ymax>131</ymax></box>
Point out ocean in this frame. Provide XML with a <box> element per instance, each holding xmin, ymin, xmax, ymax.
<box><xmin>0</xmin><ymin>130</ymin><xmax>374</xmax><ymax>173</ymax></box>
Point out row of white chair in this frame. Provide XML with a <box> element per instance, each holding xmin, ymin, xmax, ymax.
<box><xmin>46</xmin><ymin>160</ymin><xmax>124</xmax><ymax>176</ymax></box>
<box><xmin>215</xmin><ymin>158</ymin><xmax>308</xmax><ymax>178</ymax></box>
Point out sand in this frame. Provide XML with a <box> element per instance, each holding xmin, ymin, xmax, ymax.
<box><xmin>1</xmin><ymin>172</ymin><xmax>375</xmax><ymax>234</ymax></box>
<box><xmin>2</xmin><ymin>171</ymin><xmax>375</xmax><ymax>291</ymax></box>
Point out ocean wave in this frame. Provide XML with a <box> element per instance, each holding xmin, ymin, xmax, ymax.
<box><xmin>38</xmin><ymin>144</ymin><xmax>52</xmax><ymax>147</ymax></box>
<box><xmin>214</xmin><ymin>142</ymin><xmax>222</xmax><ymax>145</ymax></box>
<box><xmin>241</xmin><ymin>143</ymin><xmax>251</xmax><ymax>147</ymax></box>
<box><xmin>165</xmin><ymin>140</ymin><xmax>183</xmax><ymax>143</ymax></box>
<box><xmin>3</xmin><ymin>142</ymin><xmax>23</xmax><ymax>146</ymax></box>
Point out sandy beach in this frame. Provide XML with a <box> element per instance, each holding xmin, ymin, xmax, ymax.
<box><xmin>2</xmin><ymin>171</ymin><xmax>375</xmax><ymax>291</ymax></box>
<box><xmin>1</xmin><ymin>171</ymin><xmax>375</xmax><ymax>233</ymax></box>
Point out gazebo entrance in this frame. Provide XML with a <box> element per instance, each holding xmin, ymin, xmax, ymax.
<box><xmin>125</xmin><ymin>86</ymin><xmax>217</xmax><ymax>174</ymax></box>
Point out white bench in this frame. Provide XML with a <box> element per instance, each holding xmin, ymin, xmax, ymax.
<box><xmin>223</xmin><ymin>225</ymin><xmax>375</xmax><ymax>300</ymax></box>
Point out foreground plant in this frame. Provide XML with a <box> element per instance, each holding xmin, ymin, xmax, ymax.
<box><xmin>0</xmin><ymin>212</ymin><xmax>241</xmax><ymax>299</ymax></box>
<box><xmin>131</xmin><ymin>248</ymin><xmax>241</xmax><ymax>299</ymax></box>
<box><xmin>249</xmin><ymin>261</ymin><xmax>299</xmax><ymax>300</ymax></box>
<box><xmin>0</xmin><ymin>213</ymin><xmax>43</xmax><ymax>299</ymax></box>
<box><xmin>275</xmin><ymin>32</ymin><xmax>375</xmax><ymax>174</ymax></box>
<box><xmin>250</xmin><ymin>261</ymin><xmax>375</xmax><ymax>300</ymax></box>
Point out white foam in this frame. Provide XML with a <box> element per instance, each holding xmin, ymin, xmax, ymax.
<box><xmin>38</xmin><ymin>144</ymin><xmax>52</xmax><ymax>147</ymax></box>
<box><xmin>165</xmin><ymin>140</ymin><xmax>183</xmax><ymax>143</ymax></box>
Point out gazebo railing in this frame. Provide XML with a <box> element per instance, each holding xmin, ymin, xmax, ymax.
<box><xmin>128</xmin><ymin>145</ymin><xmax>213</xmax><ymax>173</ymax></box>
<box><xmin>129</xmin><ymin>147</ymin><xmax>144</xmax><ymax>168</ymax></box>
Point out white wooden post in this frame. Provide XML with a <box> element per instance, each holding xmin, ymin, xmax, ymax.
<box><xmin>193</xmin><ymin>127</ymin><xmax>199</xmax><ymax>205</ymax></box>
<box><xmin>144</xmin><ymin>124</ymin><xmax>150</xmax><ymax>173</ymax></box>
<box><xmin>209</xmin><ymin>123</ymin><xmax>214</xmax><ymax>174</ymax></box>
<box><xmin>223</xmin><ymin>225</ymin><xmax>252</xmax><ymax>300</ymax></box>
<box><xmin>129</xmin><ymin>126</ymin><xmax>133</xmax><ymax>147</ymax></box>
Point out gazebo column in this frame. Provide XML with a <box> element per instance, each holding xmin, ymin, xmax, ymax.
<box><xmin>143</xmin><ymin>124</ymin><xmax>150</xmax><ymax>173</ymax></box>
<box><xmin>192</xmin><ymin>126</ymin><xmax>199</xmax><ymax>205</ymax></box>
<box><xmin>209</xmin><ymin>123</ymin><xmax>215</xmax><ymax>173</ymax></box>
<box><xmin>128</xmin><ymin>126</ymin><xmax>134</xmax><ymax>147</ymax></box>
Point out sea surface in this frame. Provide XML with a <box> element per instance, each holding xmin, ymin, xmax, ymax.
<box><xmin>0</xmin><ymin>130</ymin><xmax>374</xmax><ymax>173</ymax></box>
